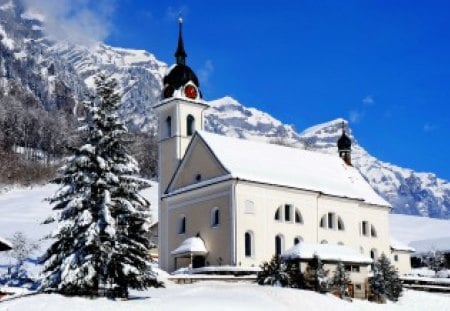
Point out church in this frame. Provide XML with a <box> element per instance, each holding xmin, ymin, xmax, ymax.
<box><xmin>156</xmin><ymin>19</ymin><xmax>412</xmax><ymax>293</ymax></box>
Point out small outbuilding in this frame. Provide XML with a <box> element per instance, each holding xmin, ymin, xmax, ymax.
<box><xmin>281</xmin><ymin>242</ymin><xmax>373</xmax><ymax>299</ymax></box>
<box><xmin>171</xmin><ymin>237</ymin><xmax>208</xmax><ymax>270</ymax></box>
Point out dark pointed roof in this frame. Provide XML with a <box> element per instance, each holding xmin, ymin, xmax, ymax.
<box><xmin>175</xmin><ymin>17</ymin><xmax>187</xmax><ymax>65</ymax></box>
<box><xmin>337</xmin><ymin>121</ymin><xmax>352</xmax><ymax>150</ymax></box>
<box><xmin>163</xmin><ymin>17</ymin><xmax>201</xmax><ymax>93</ymax></box>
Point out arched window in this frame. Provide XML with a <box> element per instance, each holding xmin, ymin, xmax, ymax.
<box><xmin>294</xmin><ymin>236</ymin><xmax>303</xmax><ymax>245</ymax></box>
<box><xmin>320</xmin><ymin>239</ymin><xmax>328</xmax><ymax>244</ymax></box>
<box><xmin>337</xmin><ymin>217</ymin><xmax>345</xmax><ymax>231</ymax></box>
<box><xmin>245</xmin><ymin>231</ymin><xmax>254</xmax><ymax>257</ymax></box>
<box><xmin>275</xmin><ymin>234</ymin><xmax>284</xmax><ymax>255</ymax></box>
<box><xmin>370</xmin><ymin>225</ymin><xmax>377</xmax><ymax>238</ymax></box>
<box><xmin>187</xmin><ymin>114</ymin><xmax>195</xmax><ymax>136</ymax></box>
<box><xmin>295</xmin><ymin>209</ymin><xmax>303</xmax><ymax>224</ymax></box>
<box><xmin>211</xmin><ymin>207</ymin><xmax>220</xmax><ymax>227</ymax></box>
<box><xmin>178</xmin><ymin>215</ymin><xmax>186</xmax><ymax>234</ymax></box>
<box><xmin>361</xmin><ymin>221</ymin><xmax>369</xmax><ymax>236</ymax></box>
<box><xmin>370</xmin><ymin>248</ymin><xmax>377</xmax><ymax>260</ymax></box>
<box><xmin>320</xmin><ymin>215</ymin><xmax>326</xmax><ymax>228</ymax></box>
<box><xmin>274</xmin><ymin>207</ymin><xmax>281</xmax><ymax>221</ymax></box>
<box><xmin>165</xmin><ymin>116</ymin><xmax>172</xmax><ymax>138</ymax></box>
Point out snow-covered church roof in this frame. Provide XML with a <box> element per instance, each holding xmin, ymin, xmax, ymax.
<box><xmin>281</xmin><ymin>242</ymin><xmax>373</xmax><ymax>264</ymax></box>
<box><xmin>197</xmin><ymin>131</ymin><xmax>390</xmax><ymax>207</ymax></box>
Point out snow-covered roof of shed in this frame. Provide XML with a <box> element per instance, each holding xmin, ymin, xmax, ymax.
<box><xmin>0</xmin><ymin>236</ymin><xmax>12</xmax><ymax>251</ymax></box>
<box><xmin>281</xmin><ymin>242</ymin><xmax>372</xmax><ymax>264</ymax></box>
<box><xmin>171</xmin><ymin>237</ymin><xmax>208</xmax><ymax>256</ymax></box>
<box><xmin>409</xmin><ymin>237</ymin><xmax>450</xmax><ymax>255</ymax></box>
<box><xmin>197</xmin><ymin>131</ymin><xmax>390</xmax><ymax>207</ymax></box>
<box><xmin>390</xmin><ymin>238</ymin><xmax>415</xmax><ymax>252</ymax></box>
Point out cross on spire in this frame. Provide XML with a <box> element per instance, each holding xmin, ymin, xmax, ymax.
<box><xmin>175</xmin><ymin>17</ymin><xmax>187</xmax><ymax>65</ymax></box>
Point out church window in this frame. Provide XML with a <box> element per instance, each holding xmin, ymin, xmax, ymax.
<box><xmin>337</xmin><ymin>217</ymin><xmax>345</xmax><ymax>231</ymax></box>
<box><xmin>187</xmin><ymin>114</ymin><xmax>195</xmax><ymax>136</ymax></box>
<box><xmin>274</xmin><ymin>207</ymin><xmax>281</xmax><ymax>221</ymax></box>
<box><xmin>284</xmin><ymin>204</ymin><xmax>292</xmax><ymax>222</ymax></box>
<box><xmin>361</xmin><ymin>221</ymin><xmax>369</xmax><ymax>236</ymax></box>
<box><xmin>370</xmin><ymin>224</ymin><xmax>377</xmax><ymax>238</ymax></box>
<box><xmin>275</xmin><ymin>234</ymin><xmax>284</xmax><ymax>255</ymax></box>
<box><xmin>165</xmin><ymin>116</ymin><xmax>172</xmax><ymax>138</ymax></box>
<box><xmin>211</xmin><ymin>207</ymin><xmax>220</xmax><ymax>227</ymax></box>
<box><xmin>320</xmin><ymin>215</ymin><xmax>326</xmax><ymax>228</ymax></box>
<box><xmin>370</xmin><ymin>249</ymin><xmax>377</xmax><ymax>260</ymax></box>
<box><xmin>295</xmin><ymin>209</ymin><xmax>303</xmax><ymax>224</ymax></box>
<box><xmin>195</xmin><ymin>174</ymin><xmax>202</xmax><ymax>182</ymax></box>
<box><xmin>328</xmin><ymin>212</ymin><xmax>335</xmax><ymax>229</ymax></box>
<box><xmin>244</xmin><ymin>200</ymin><xmax>255</xmax><ymax>214</ymax></box>
<box><xmin>245</xmin><ymin>231</ymin><xmax>254</xmax><ymax>257</ymax></box>
<box><xmin>394</xmin><ymin>254</ymin><xmax>398</xmax><ymax>262</ymax></box>
<box><xmin>178</xmin><ymin>215</ymin><xmax>186</xmax><ymax>234</ymax></box>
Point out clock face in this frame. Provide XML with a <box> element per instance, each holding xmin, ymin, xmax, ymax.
<box><xmin>184</xmin><ymin>84</ymin><xmax>197</xmax><ymax>99</ymax></box>
<box><xmin>163</xmin><ymin>85</ymin><xmax>174</xmax><ymax>98</ymax></box>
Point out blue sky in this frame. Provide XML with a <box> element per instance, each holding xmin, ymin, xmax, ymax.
<box><xmin>39</xmin><ymin>0</ymin><xmax>450</xmax><ymax>179</ymax></box>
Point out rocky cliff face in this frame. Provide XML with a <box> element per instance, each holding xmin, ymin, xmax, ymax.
<box><xmin>1</xmin><ymin>0</ymin><xmax>449</xmax><ymax>219</ymax></box>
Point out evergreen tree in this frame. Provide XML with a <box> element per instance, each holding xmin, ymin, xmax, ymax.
<box><xmin>257</xmin><ymin>255</ymin><xmax>290</xmax><ymax>287</ymax></box>
<box><xmin>425</xmin><ymin>250</ymin><xmax>447</xmax><ymax>274</ymax></box>
<box><xmin>286</xmin><ymin>260</ymin><xmax>304</xmax><ymax>289</ymax></box>
<box><xmin>39</xmin><ymin>74</ymin><xmax>161</xmax><ymax>297</ymax></box>
<box><xmin>369</xmin><ymin>264</ymin><xmax>385</xmax><ymax>303</ymax></box>
<box><xmin>304</xmin><ymin>255</ymin><xmax>329</xmax><ymax>293</ymax></box>
<box><xmin>332</xmin><ymin>261</ymin><xmax>349</xmax><ymax>298</ymax></box>
<box><xmin>370</xmin><ymin>253</ymin><xmax>402</xmax><ymax>302</ymax></box>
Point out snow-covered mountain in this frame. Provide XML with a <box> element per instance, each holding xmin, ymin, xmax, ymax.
<box><xmin>0</xmin><ymin>0</ymin><xmax>449</xmax><ymax>219</ymax></box>
<box><xmin>0</xmin><ymin>0</ymin><xmax>167</xmax><ymax>131</ymax></box>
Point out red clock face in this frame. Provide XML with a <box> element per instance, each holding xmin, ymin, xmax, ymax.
<box><xmin>184</xmin><ymin>85</ymin><xmax>197</xmax><ymax>99</ymax></box>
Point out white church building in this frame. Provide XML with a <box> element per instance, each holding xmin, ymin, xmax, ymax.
<box><xmin>156</xmin><ymin>19</ymin><xmax>412</xmax><ymax>292</ymax></box>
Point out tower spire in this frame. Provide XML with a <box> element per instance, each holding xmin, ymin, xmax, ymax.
<box><xmin>175</xmin><ymin>17</ymin><xmax>187</xmax><ymax>65</ymax></box>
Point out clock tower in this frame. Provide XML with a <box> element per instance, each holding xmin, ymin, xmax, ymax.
<box><xmin>155</xmin><ymin>18</ymin><xmax>209</xmax><ymax>270</ymax></box>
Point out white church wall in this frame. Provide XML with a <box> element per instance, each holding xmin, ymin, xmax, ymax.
<box><xmin>163</xmin><ymin>182</ymin><xmax>233</xmax><ymax>272</ymax></box>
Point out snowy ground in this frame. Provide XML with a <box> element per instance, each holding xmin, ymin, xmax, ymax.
<box><xmin>0</xmin><ymin>282</ymin><xmax>449</xmax><ymax>311</ymax></box>
<box><xmin>1</xmin><ymin>184</ymin><xmax>450</xmax><ymax>309</ymax></box>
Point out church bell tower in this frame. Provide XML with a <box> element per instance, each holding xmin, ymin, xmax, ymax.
<box><xmin>155</xmin><ymin>18</ymin><xmax>209</xmax><ymax>270</ymax></box>
<box><xmin>337</xmin><ymin>121</ymin><xmax>352</xmax><ymax>166</ymax></box>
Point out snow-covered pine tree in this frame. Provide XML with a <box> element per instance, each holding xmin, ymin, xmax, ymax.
<box><xmin>257</xmin><ymin>255</ymin><xmax>290</xmax><ymax>287</ymax></box>
<box><xmin>332</xmin><ymin>261</ymin><xmax>349</xmax><ymax>298</ymax></box>
<box><xmin>304</xmin><ymin>254</ymin><xmax>329</xmax><ymax>293</ymax></box>
<box><xmin>425</xmin><ymin>250</ymin><xmax>447</xmax><ymax>274</ymax></box>
<box><xmin>369</xmin><ymin>263</ymin><xmax>385</xmax><ymax>303</ymax></box>
<box><xmin>40</xmin><ymin>73</ymin><xmax>161</xmax><ymax>297</ymax></box>
<box><xmin>370</xmin><ymin>253</ymin><xmax>402</xmax><ymax>302</ymax></box>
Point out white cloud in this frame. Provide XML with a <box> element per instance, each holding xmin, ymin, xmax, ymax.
<box><xmin>349</xmin><ymin>110</ymin><xmax>364</xmax><ymax>123</ymax></box>
<box><xmin>166</xmin><ymin>5</ymin><xmax>189</xmax><ymax>20</ymax></box>
<box><xmin>22</xmin><ymin>0</ymin><xmax>117</xmax><ymax>47</ymax></box>
<box><xmin>362</xmin><ymin>95</ymin><xmax>375</xmax><ymax>106</ymax></box>
<box><xmin>198</xmin><ymin>60</ymin><xmax>214</xmax><ymax>85</ymax></box>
